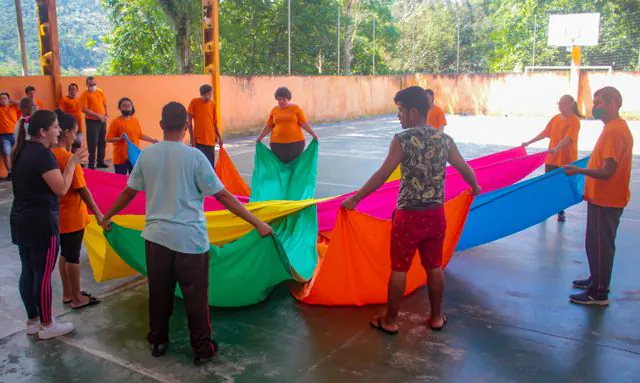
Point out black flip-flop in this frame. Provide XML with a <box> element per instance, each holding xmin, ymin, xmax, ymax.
<box><xmin>71</xmin><ymin>296</ymin><xmax>101</xmax><ymax>310</ymax></box>
<box><xmin>369</xmin><ymin>318</ymin><xmax>399</xmax><ymax>335</ymax></box>
<box><xmin>430</xmin><ymin>315</ymin><xmax>448</xmax><ymax>332</ymax></box>
<box><xmin>63</xmin><ymin>291</ymin><xmax>92</xmax><ymax>304</ymax></box>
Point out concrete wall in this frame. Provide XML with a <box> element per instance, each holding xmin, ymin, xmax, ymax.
<box><xmin>2</xmin><ymin>71</ymin><xmax>639</xmax><ymax>138</ymax></box>
<box><xmin>2</xmin><ymin>71</ymin><xmax>639</xmax><ymax>177</ymax></box>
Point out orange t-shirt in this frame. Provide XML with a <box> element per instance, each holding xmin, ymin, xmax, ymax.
<box><xmin>584</xmin><ymin>118</ymin><xmax>634</xmax><ymax>208</ymax></box>
<box><xmin>188</xmin><ymin>98</ymin><xmax>217</xmax><ymax>146</ymax></box>
<box><xmin>543</xmin><ymin>114</ymin><xmax>580</xmax><ymax>166</ymax></box>
<box><xmin>427</xmin><ymin>105</ymin><xmax>447</xmax><ymax>130</ymax></box>
<box><xmin>59</xmin><ymin>96</ymin><xmax>85</xmax><ymax>132</ymax></box>
<box><xmin>267</xmin><ymin>104</ymin><xmax>307</xmax><ymax>144</ymax></box>
<box><xmin>0</xmin><ymin>105</ymin><xmax>20</xmax><ymax>135</ymax></box>
<box><xmin>106</xmin><ymin>116</ymin><xmax>142</xmax><ymax>165</ymax></box>
<box><xmin>51</xmin><ymin>147</ymin><xmax>90</xmax><ymax>234</ymax></box>
<box><xmin>80</xmin><ymin>89</ymin><xmax>106</xmax><ymax>120</ymax></box>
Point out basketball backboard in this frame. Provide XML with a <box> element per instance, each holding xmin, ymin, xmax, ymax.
<box><xmin>547</xmin><ymin>13</ymin><xmax>600</xmax><ymax>47</ymax></box>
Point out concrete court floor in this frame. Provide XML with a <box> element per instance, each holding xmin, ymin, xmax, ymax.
<box><xmin>0</xmin><ymin>115</ymin><xmax>639</xmax><ymax>383</ymax></box>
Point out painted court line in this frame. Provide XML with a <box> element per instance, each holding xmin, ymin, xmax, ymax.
<box><xmin>58</xmin><ymin>336</ymin><xmax>180</xmax><ymax>383</ymax></box>
<box><xmin>239</xmin><ymin>173</ymin><xmax>359</xmax><ymax>189</ymax></box>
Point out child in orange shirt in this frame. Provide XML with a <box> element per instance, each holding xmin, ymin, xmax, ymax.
<box><xmin>256</xmin><ymin>87</ymin><xmax>318</xmax><ymax>163</ymax></box>
<box><xmin>106</xmin><ymin>98</ymin><xmax>158</xmax><ymax>175</ymax></box>
<box><xmin>0</xmin><ymin>92</ymin><xmax>20</xmax><ymax>179</ymax></box>
<box><xmin>52</xmin><ymin>110</ymin><xmax>103</xmax><ymax>309</ymax></box>
<box><xmin>564</xmin><ymin>87</ymin><xmax>633</xmax><ymax>306</ymax></box>
<box><xmin>425</xmin><ymin>89</ymin><xmax>447</xmax><ymax>130</ymax></box>
<box><xmin>523</xmin><ymin>94</ymin><xmax>581</xmax><ymax>221</ymax></box>
<box><xmin>188</xmin><ymin>84</ymin><xmax>222</xmax><ymax>168</ymax></box>
<box><xmin>58</xmin><ymin>83</ymin><xmax>85</xmax><ymax>152</ymax></box>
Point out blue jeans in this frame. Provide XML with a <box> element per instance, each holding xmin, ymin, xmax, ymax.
<box><xmin>0</xmin><ymin>133</ymin><xmax>15</xmax><ymax>156</ymax></box>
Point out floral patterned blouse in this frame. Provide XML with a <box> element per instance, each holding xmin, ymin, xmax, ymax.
<box><xmin>395</xmin><ymin>126</ymin><xmax>452</xmax><ymax>209</ymax></box>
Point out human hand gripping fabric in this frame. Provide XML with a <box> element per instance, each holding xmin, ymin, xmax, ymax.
<box><xmin>341</xmin><ymin>196</ymin><xmax>359</xmax><ymax>210</ymax></box>
<box><xmin>255</xmin><ymin>221</ymin><xmax>273</xmax><ymax>237</ymax></box>
<box><xmin>563</xmin><ymin>165</ymin><xmax>582</xmax><ymax>176</ymax></box>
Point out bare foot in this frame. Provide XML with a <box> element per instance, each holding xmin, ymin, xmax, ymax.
<box><xmin>369</xmin><ymin>315</ymin><xmax>400</xmax><ymax>335</ymax></box>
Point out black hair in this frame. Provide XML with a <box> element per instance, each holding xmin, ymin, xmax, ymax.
<box><xmin>118</xmin><ymin>97</ymin><xmax>136</xmax><ymax>115</ymax></box>
<box><xmin>86</xmin><ymin>76</ymin><xmax>95</xmax><ymax>83</ymax></box>
<box><xmin>68</xmin><ymin>83</ymin><xmax>79</xmax><ymax>90</ymax></box>
<box><xmin>54</xmin><ymin>109</ymin><xmax>77</xmax><ymax>132</ymax></box>
<box><xmin>12</xmin><ymin>110</ymin><xmax>57</xmax><ymax>165</ymax></box>
<box><xmin>161</xmin><ymin>102</ymin><xmax>188</xmax><ymax>132</ymax></box>
<box><xmin>394</xmin><ymin>86</ymin><xmax>430</xmax><ymax>118</ymax></box>
<box><xmin>25</xmin><ymin>86</ymin><xmax>35</xmax><ymax>94</ymax></box>
<box><xmin>0</xmin><ymin>92</ymin><xmax>9</xmax><ymax>99</ymax></box>
<box><xmin>275</xmin><ymin>87</ymin><xmax>292</xmax><ymax>100</ymax></box>
<box><xmin>425</xmin><ymin>89</ymin><xmax>435</xmax><ymax>99</ymax></box>
<box><xmin>19</xmin><ymin>97</ymin><xmax>33</xmax><ymax>113</ymax></box>
<box><xmin>200</xmin><ymin>84</ymin><xmax>213</xmax><ymax>96</ymax></box>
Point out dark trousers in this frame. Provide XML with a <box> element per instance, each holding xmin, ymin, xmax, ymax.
<box><xmin>545</xmin><ymin>165</ymin><xmax>565</xmax><ymax>215</ymax></box>
<box><xmin>585</xmin><ymin>202</ymin><xmax>623</xmax><ymax>296</ymax></box>
<box><xmin>114</xmin><ymin>161</ymin><xmax>133</xmax><ymax>175</ymax></box>
<box><xmin>145</xmin><ymin>241</ymin><xmax>214</xmax><ymax>358</ymax></box>
<box><xmin>196</xmin><ymin>144</ymin><xmax>215</xmax><ymax>169</ymax></box>
<box><xmin>270</xmin><ymin>140</ymin><xmax>305</xmax><ymax>164</ymax></box>
<box><xmin>86</xmin><ymin>119</ymin><xmax>106</xmax><ymax>166</ymax></box>
<box><xmin>18</xmin><ymin>235</ymin><xmax>59</xmax><ymax>323</ymax></box>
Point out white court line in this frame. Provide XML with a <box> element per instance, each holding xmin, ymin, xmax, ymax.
<box><xmin>58</xmin><ymin>336</ymin><xmax>180</xmax><ymax>383</ymax></box>
<box><xmin>238</xmin><ymin>173</ymin><xmax>359</xmax><ymax>189</ymax></box>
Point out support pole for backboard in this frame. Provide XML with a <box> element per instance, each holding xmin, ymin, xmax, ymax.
<box><xmin>36</xmin><ymin>0</ymin><xmax>62</xmax><ymax>104</ymax></box>
<box><xmin>202</xmin><ymin>0</ymin><xmax>221</xmax><ymax>133</ymax></box>
<box><xmin>569</xmin><ymin>46</ymin><xmax>581</xmax><ymax>110</ymax></box>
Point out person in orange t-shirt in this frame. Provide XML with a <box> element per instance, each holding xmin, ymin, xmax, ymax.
<box><xmin>52</xmin><ymin>110</ymin><xmax>103</xmax><ymax>310</ymax></box>
<box><xmin>425</xmin><ymin>89</ymin><xmax>447</xmax><ymax>130</ymax></box>
<box><xmin>523</xmin><ymin>94</ymin><xmax>582</xmax><ymax>221</ymax></box>
<box><xmin>256</xmin><ymin>87</ymin><xmax>318</xmax><ymax>163</ymax></box>
<box><xmin>80</xmin><ymin>76</ymin><xmax>108</xmax><ymax>169</ymax></box>
<box><xmin>106</xmin><ymin>97</ymin><xmax>158</xmax><ymax>175</ymax></box>
<box><xmin>564</xmin><ymin>87</ymin><xmax>633</xmax><ymax>306</ymax></box>
<box><xmin>25</xmin><ymin>86</ymin><xmax>45</xmax><ymax>111</ymax></box>
<box><xmin>59</xmin><ymin>83</ymin><xmax>85</xmax><ymax>152</ymax></box>
<box><xmin>188</xmin><ymin>84</ymin><xmax>222</xmax><ymax>168</ymax></box>
<box><xmin>0</xmin><ymin>92</ymin><xmax>20</xmax><ymax>179</ymax></box>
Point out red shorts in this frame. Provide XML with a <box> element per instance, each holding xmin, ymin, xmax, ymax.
<box><xmin>390</xmin><ymin>208</ymin><xmax>446</xmax><ymax>272</ymax></box>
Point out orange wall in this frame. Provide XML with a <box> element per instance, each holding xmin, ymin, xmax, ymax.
<box><xmin>2</xmin><ymin>71</ymin><xmax>639</xmax><ymax>177</ymax></box>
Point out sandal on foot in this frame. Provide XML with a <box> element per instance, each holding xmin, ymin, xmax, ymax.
<box><xmin>65</xmin><ymin>292</ymin><xmax>92</xmax><ymax>304</ymax></box>
<box><xmin>71</xmin><ymin>296</ymin><xmax>101</xmax><ymax>310</ymax></box>
<box><xmin>430</xmin><ymin>315</ymin><xmax>448</xmax><ymax>331</ymax></box>
<box><xmin>369</xmin><ymin>317</ymin><xmax>399</xmax><ymax>335</ymax></box>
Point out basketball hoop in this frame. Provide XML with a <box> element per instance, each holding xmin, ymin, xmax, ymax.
<box><xmin>548</xmin><ymin>13</ymin><xmax>600</xmax><ymax>48</ymax></box>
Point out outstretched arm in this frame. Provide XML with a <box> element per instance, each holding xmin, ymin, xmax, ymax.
<box><xmin>522</xmin><ymin>130</ymin><xmax>547</xmax><ymax>147</ymax></box>
<box><xmin>214</xmin><ymin>189</ymin><xmax>273</xmax><ymax>236</ymax></box>
<box><xmin>564</xmin><ymin>158</ymin><xmax>617</xmax><ymax>180</ymax></box>
<box><xmin>100</xmin><ymin>187</ymin><xmax>138</xmax><ymax>230</ymax></box>
<box><xmin>301</xmin><ymin>122</ymin><xmax>318</xmax><ymax>140</ymax></box>
<box><xmin>447</xmin><ymin>141</ymin><xmax>481</xmax><ymax>195</ymax></box>
<box><xmin>342</xmin><ymin>137</ymin><xmax>402</xmax><ymax>209</ymax></box>
<box><xmin>78</xmin><ymin>187</ymin><xmax>104</xmax><ymax>222</ymax></box>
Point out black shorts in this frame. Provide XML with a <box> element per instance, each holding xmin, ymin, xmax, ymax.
<box><xmin>270</xmin><ymin>141</ymin><xmax>305</xmax><ymax>164</ymax></box>
<box><xmin>196</xmin><ymin>144</ymin><xmax>216</xmax><ymax>169</ymax></box>
<box><xmin>60</xmin><ymin>229</ymin><xmax>85</xmax><ymax>264</ymax></box>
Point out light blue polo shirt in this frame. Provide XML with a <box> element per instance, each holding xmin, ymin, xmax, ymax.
<box><xmin>127</xmin><ymin>140</ymin><xmax>224</xmax><ymax>254</ymax></box>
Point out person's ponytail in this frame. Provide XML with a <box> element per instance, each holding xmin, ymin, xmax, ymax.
<box><xmin>11</xmin><ymin>117</ymin><xmax>28</xmax><ymax>165</ymax></box>
<box><xmin>571</xmin><ymin>100</ymin><xmax>582</xmax><ymax>118</ymax></box>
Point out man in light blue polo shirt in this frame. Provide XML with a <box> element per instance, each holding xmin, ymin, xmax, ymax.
<box><xmin>101</xmin><ymin>102</ymin><xmax>272</xmax><ymax>366</ymax></box>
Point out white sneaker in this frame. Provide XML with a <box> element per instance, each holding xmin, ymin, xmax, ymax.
<box><xmin>38</xmin><ymin>320</ymin><xmax>74</xmax><ymax>340</ymax></box>
<box><xmin>26</xmin><ymin>320</ymin><xmax>40</xmax><ymax>335</ymax></box>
